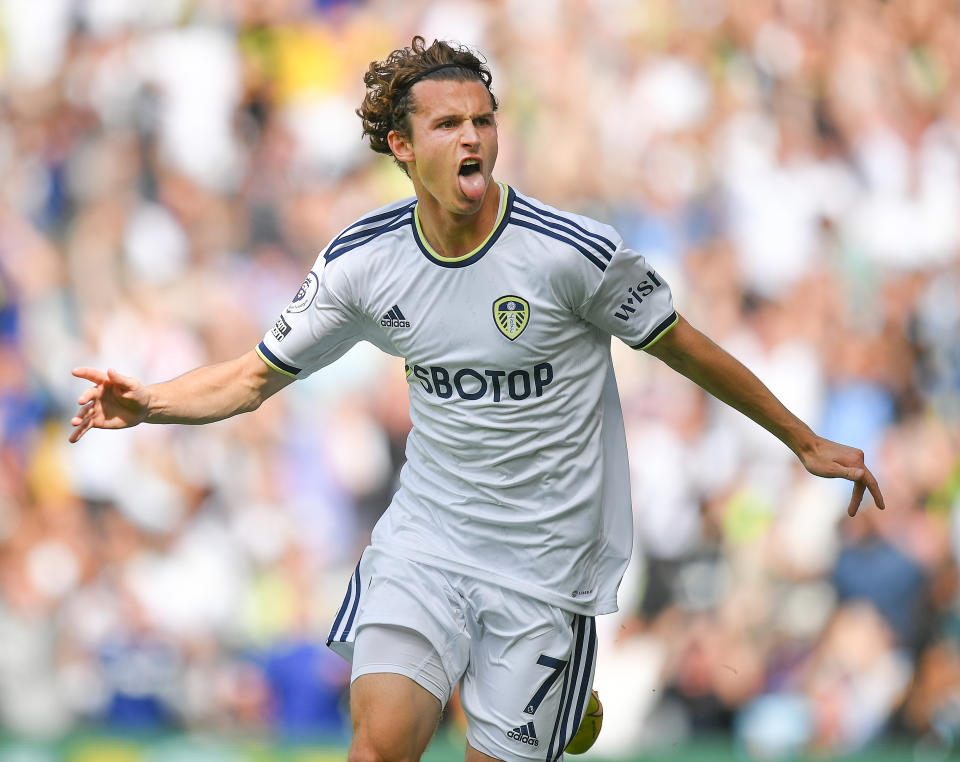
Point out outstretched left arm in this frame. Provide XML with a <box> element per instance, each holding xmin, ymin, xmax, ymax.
<box><xmin>644</xmin><ymin>314</ymin><xmax>885</xmax><ymax>517</ymax></box>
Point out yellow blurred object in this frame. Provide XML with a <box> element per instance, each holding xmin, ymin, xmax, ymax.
<box><xmin>243</xmin><ymin>15</ymin><xmax>393</xmax><ymax>106</ymax></box>
<box><xmin>270</xmin><ymin>25</ymin><xmax>346</xmax><ymax>102</ymax></box>
<box><xmin>69</xmin><ymin>739</ymin><xmax>140</xmax><ymax>762</ymax></box>
<box><xmin>27</xmin><ymin>423</ymin><xmax>73</xmax><ymax>503</ymax></box>
<box><xmin>565</xmin><ymin>689</ymin><xmax>603</xmax><ymax>755</ymax></box>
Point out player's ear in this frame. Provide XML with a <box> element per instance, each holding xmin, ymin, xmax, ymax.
<box><xmin>388</xmin><ymin>129</ymin><xmax>415</xmax><ymax>165</ymax></box>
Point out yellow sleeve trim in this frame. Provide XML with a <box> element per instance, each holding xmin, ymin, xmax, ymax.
<box><xmin>633</xmin><ymin>312</ymin><xmax>679</xmax><ymax>350</ymax></box>
<box><xmin>256</xmin><ymin>345</ymin><xmax>298</xmax><ymax>378</ymax></box>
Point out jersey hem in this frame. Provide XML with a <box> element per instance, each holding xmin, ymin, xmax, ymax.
<box><xmin>369</xmin><ymin>544</ymin><xmax>619</xmax><ymax>617</ymax></box>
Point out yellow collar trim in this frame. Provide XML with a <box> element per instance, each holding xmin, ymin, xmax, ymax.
<box><xmin>414</xmin><ymin>182</ymin><xmax>508</xmax><ymax>263</ymax></box>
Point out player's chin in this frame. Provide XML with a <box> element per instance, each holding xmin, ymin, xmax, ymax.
<box><xmin>452</xmin><ymin>190</ymin><xmax>485</xmax><ymax>213</ymax></box>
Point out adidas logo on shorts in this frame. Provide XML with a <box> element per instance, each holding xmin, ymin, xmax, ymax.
<box><xmin>506</xmin><ymin>721</ymin><xmax>539</xmax><ymax>747</ymax></box>
<box><xmin>380</xmin><ymin>304</ymin><xmax>410</xmax><ymax>328</ymax></box>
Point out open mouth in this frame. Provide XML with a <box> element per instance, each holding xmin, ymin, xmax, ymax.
<box><xmin>459</xmin><ymin>159</ymin><xmax>482</xmax><ymax>176</ymax></box>
<box><xmin>457</xmin><ymin>157</ymin><xmax>486</xmax><ymax>201</ymax></box>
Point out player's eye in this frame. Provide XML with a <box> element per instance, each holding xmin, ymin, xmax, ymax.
<box><xmin>476</xmin><ymin>116</ymin><xmax>493</xmax><ymax>127</ymax></box>
<box><xmin>438</xmin><ymin>120</ymin><xmax>455</xmax><ymax>129</ymax></box>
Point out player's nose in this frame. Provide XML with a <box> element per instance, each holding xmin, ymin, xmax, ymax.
<box><xmin>460</xmin><ymin>120</ymin><xmax>481</xmax><ymax>146</ymax></box>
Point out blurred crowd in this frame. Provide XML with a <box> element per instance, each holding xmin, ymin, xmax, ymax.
<box><xmin>1</xmin><ymin>0</ymin><xmax>959</xmax><ymax>758</ymax></box>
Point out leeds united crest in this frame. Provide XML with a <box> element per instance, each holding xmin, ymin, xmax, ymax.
<box><xmin>493</xmin><ymin>295</ymin><xmax>530</xmax><ymax>341</ymax></box>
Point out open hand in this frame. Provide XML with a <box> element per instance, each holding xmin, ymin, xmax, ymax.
<box><xmin>799</xmin><ymin>436</ymin><xmax>886</xmax><ymax>517</ymax></box>
<box><xmin>69</xmin><ymin>367</ymin><xmax>150</xmax><ymax>443</ymax></box>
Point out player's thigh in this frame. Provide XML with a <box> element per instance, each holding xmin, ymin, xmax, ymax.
<box><xmin>460</xmin><ymin>589</ymin><xmax>597</xmax><ymax>761</ymax></box>
<box><xmin>349</xmin><ymin>672</ymin><xmax>441</xmax><ymax>762</ymax></box>
<box><xmin>464</xmin><ymin>741</ymin><xmax>503</xmax><ymax>762</ymax></box>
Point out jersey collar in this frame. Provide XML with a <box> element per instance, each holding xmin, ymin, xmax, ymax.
<box><xmin>412</xmin><ymin>183</ymin><xmax>514</xmax><ymax>268</ymax></box>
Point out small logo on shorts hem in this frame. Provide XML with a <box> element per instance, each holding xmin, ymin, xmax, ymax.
<box><xmin>507</xmin><ymin>721</ymin><xmax>539</xmax><ymax>747</ymax></box>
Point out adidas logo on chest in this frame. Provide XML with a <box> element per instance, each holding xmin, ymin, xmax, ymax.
<box><xmin>380</xmin><ymin>304</ymin><xmax>410</xmax><ymax>329</ymax></box>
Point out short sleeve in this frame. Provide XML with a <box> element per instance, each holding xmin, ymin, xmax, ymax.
<box><xmin>579</xmin><ymin>243</ymin><xmax>677</xmax><ymax>349</ymax></box>
<box><xmin>257</xmin><ymin>257</ymin><xmax>363</xmax><ymax>378</ymax></box>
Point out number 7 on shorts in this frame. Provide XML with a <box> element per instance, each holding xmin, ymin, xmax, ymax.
<box><xmin>523</xmin><ymin>655</ymin><xmax>567</xmax><ymax>715</ymax></box>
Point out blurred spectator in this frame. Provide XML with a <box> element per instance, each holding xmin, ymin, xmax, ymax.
<box><xmin>0</xmin><ymin>1</ymin><xmax>957</xmax><ymax>757</ymax></box>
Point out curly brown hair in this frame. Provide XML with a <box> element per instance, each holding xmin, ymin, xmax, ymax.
<box><xmin>357</xmin><ymin>36</ymin><xmax>498</xmax><ymax>171</ymax></box>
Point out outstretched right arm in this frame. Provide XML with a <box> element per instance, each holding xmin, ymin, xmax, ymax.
<box><xmin>69</xmin><ymin>349</ymin><xmax>295</xmax><ymax>443</ymax></box>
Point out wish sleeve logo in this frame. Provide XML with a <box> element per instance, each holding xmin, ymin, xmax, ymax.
<box><xmin>613</xmin><ymin>270</ymin><xmax>663</xmax><ymax>321</ymax></box>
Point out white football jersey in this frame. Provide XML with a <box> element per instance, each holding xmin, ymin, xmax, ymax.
<box><xmin>258</xmin><ymin>183</ymin><xmax>677</xmax><ymax>615</ymax></box>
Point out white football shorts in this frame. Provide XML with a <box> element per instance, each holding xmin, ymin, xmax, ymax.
<box><xmin>327</xmin><ymin>548</ymin><xmax>597</xmax><ymax>761</ymax></box>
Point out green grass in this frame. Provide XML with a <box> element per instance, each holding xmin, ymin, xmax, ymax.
<box><xmin>0</xmin><ymin>732</ymin><xmax>923</xmax><ymax>762</ymax></box>
<box><xmin>422</xmin><ymin>732</ymin><xmax>918</xmax><ymax>761</ymax></box>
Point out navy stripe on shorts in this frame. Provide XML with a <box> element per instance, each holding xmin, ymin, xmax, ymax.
<box><xmin>327</xmin><ymin>560</ymin><xmax>363</xmax><ymax>645</ymax></box>
<box><xmin>546</xmin><ymin>614</ymin><xmax>597</xmax><ymax>760</ymax></box>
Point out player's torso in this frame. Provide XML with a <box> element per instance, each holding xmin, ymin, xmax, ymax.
<box><xmin>324</xmin><ymin>187</ymin><xmax>638</xmax><ymax>612</ymax></box>
<box><xmin>351</xmin><ymin>192</ymin><xmax>608</xmax><ymax>413</ymax></box>
<box><xmin>380</xmin><ymin>257</ymin><xmax>593</xmax><ymax>405</ymax></box>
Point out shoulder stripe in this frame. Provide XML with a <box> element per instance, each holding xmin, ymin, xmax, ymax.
<box><xmin>325</xmin><ymin>213</ymin><xmax>413</xmax><ymax>263</ymax></box>
<box><xmin>513</xmin><ymin>196</ymin><xmax>616</xmax><ymax>255</ymax></box>
<box><xmin>257</xmin><ymin>342</ymin><xmax>301</xmax><ymax>377</ymax></box>
<box><xmin>512</xmin><ymin>205</ymin><xmax>613</xmax><ymax>263</ymax></box>
<box><xmin>325</xmin><ymin>202</ymin><xmax>415</xmax><ymax>257</ymax></box>
<box><xmin>509</xmin><ymin>217</ymin><xmax>607</xmax><ymax>271</ymax></box>
<box><xmin>631</xmin><ymin>311</ymin><xmax>679</xmax><ymax>350</ymax></box>
<box><xmin>339</xmin><ymin>200</ymin><xmax>416</xmax><ymax>237</ymax></box>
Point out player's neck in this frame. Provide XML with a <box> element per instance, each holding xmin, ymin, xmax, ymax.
<box><xmin>414</xmin><ymin>182</ymin><xmax>501</xmax><ymax>259</ymax></box>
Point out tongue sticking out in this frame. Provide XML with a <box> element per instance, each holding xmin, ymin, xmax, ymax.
<box><xmin>458</xmin><ymin>170</ymin><xmax>486</xmax><ymax>201</ymax></box>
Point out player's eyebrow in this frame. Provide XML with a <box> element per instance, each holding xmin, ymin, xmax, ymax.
<box><xmin>431</xmin><ymin>111</ymin><xmax>495</xmax><ymax>125</ymax></box>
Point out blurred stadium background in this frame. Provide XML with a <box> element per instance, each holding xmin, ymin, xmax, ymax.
<box><xmin>1</xmin><ymin>0</ymin><xmax>959</xmax><ymax>760</ymax></box>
